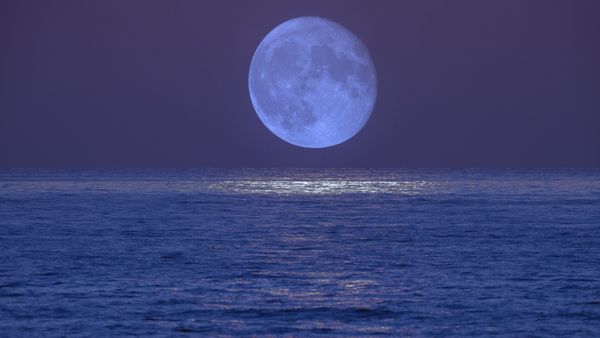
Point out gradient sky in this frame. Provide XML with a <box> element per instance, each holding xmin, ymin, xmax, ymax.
<box><xmin>1</xmin><ymin>0</ymin><xmax>599</xmax><ymax>167</ymax></box>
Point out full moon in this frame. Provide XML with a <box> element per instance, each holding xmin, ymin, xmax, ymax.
<box><xmin>248</xmin><ymin>17</ymin><xmax>377</xmax><ymax>148</ymax></box>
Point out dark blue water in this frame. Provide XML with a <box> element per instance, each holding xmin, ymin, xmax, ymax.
<box><xmin>1</xmin><ymin>169</ymin><xmax>599</xmax><ymax>336</ymax></box>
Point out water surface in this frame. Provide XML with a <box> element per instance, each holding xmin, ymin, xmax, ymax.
<box><xmin>1</xmin><ymin>169</ymin><xmax>599</xmax><ymax>336</ymax></box>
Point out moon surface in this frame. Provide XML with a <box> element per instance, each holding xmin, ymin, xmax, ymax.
<box><xmin>248</xmin><ymin>17</ymin><xmax>377</xmax><ymax>148</ymax></box>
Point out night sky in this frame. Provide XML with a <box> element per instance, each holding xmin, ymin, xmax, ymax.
<box><xmin>1</xmin><ymin>0</ymin><xmax>599</xmax><ymax>167</ymax></box>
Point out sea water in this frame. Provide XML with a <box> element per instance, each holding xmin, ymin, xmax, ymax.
<box><xmin>1</xmin><ymin>169</ymin><xmax>599</xmax><ymax>336</ymax></box>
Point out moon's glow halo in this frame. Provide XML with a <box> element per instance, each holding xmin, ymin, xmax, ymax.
<box><xmin>248</xmin><ymin>17</ymin><xmax>377</xmax><ymax>148</ymax></box>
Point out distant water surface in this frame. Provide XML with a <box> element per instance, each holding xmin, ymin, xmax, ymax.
<box><xmin>1</xmin><ymin>169</ymin><xmax>599</xmax><ymax>336</ymax></box>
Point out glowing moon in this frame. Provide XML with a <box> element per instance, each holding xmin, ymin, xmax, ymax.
<box><xmin>248</xmin><ymin>17</ymin><xmax>377</xmax><ymax>148</ymax></box>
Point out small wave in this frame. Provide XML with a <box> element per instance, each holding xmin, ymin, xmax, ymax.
<box><xmin>223</xmin><ymin>306</ymin><xmax>396</xmax><ymax>319</ymax></box>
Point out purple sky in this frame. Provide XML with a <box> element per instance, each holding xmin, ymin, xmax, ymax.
<box><xmin>1</xmin><ymin>0</ymin><xmax>599</xmax><ymax>167</ymax></box>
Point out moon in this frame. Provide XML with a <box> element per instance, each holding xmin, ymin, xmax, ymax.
<box><xmin>248</xmin><ymin>17</ymin><xmax>377</xmax><ymax>148</ymax></box>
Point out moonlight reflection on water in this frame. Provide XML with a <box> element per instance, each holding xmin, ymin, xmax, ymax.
<box><xmin>209</xmin><ymin>180</ymin><xmax>435</xmax><ymax>195</ymax></box>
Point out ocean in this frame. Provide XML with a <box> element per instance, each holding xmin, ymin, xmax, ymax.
<box><xmin>1</xmin><ymin>169</ymin><xmax>599</xmax><ymax>336</ymax></box>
